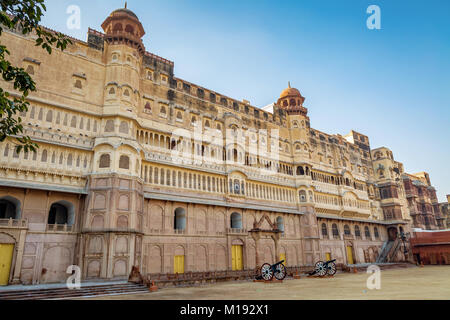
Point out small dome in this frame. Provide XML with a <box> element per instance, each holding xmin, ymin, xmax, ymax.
<box><xmin>277</xmin><ymin>82</ymin><xmax>307</xmax><ymax>116</ymax></box>
<box><xmin>110</xmin><ymin>8</ymin><xmax>139</xmax><ymax>20</ymax></box>
<box><xmin>279</xmin><ymin>82</ymin><xmax>303</xmax><ymax>99</ymax></box>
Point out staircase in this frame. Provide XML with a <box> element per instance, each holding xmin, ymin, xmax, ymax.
<box><xmin>0</xmin><ymin>282</ymin><xmax>148</xmax><ymax>300</ymax></box>
<box><xmin>376</xmin><ymin>239</ymin><xmax>402</xmax><ymax>263</ymax></box>
<box><xmin>376</xmin><ymin>240</ymin><xmax>394</xmax><ymax>263</ymax></box>
<box><xmin>387</xmin><ymin>239</ymin><xmax>402</xmax><ymax>262</ymax></box>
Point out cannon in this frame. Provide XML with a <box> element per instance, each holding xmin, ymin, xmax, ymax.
<box><xmin>257</xmin><ymin>260</ymin><xmax>287</xmax><ymax>281</ymax></box>
<box><xmin>309</xmin><ymin>259</ymin><xmax>337</xmax><ymax>277</ymax></box>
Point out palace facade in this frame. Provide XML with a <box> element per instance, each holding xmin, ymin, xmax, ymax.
<box><xmin>0</xmin><ymin>7</ymin><xmax>444</xmax><ymax>285</ymax></box>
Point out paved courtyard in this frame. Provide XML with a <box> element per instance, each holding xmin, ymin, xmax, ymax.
<box><xmin>84</xmin><ymin>265</ymin><xmax>450</xmax><ymax>300</ymax></box>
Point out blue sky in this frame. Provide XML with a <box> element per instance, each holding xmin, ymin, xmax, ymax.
<box><xmin>40</xmin><ymin>0</ymin><xmax>450</xmax><ymax>201</ymax></box>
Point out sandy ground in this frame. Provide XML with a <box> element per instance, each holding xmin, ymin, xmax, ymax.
<box><xmin>84</xmin><ymin>265</ymin><xmax>450</xmax><ymax>300</ymax></box>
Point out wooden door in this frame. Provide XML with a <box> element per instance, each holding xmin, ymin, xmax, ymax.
<box><xmin>0</xmin><ymin>244</ymin><xmax>14</xmax><ymax>286</ymax></box>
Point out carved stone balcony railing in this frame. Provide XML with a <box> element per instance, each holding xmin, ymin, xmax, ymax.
<box><xmin>343</xmin><ymin>234</ymin><xmax>354</xmax><ymax>240</ymax></box>
<box><xmin>226</xmin><ymin>228</ymin><xmax>247</xmax><ymax>235</ymax></box>
<box><xmin>0</xmin><ymin>218</ymin><xmax>28</xmax><ymax>229</ymax></box>
<box><xmin>46</xmin><ymin>224</ymin><xmax>74</xmax><ymax>232</ymax></box>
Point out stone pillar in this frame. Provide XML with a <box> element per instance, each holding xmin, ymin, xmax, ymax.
<box><xmin>12</xmin><ymin>229</ymin><xmax>27</xmax><ymax>284</ymax></box>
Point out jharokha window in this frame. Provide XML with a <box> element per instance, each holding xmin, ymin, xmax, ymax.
<box><xmin>119</xmin><ymin>155</ymin><xmax>130</xmax><ymax>170</ymax></box>
<box><xmin>321</xmin><ymin>223</ymin><xmax>328</xmax><ymax>237</ymax></box>
<box><xmin>332</xmin><ymin>224</ymin><xmax>339</xmax><ymax>238</ymax></box>
<box><xmin>99</xmin><ymin>154</ymin><xmax>110</xmax><ymax>168</ymax></box>
<box><xmin>344</xmin><ymin>225</ymin><xmax>351</xmax><ymax>235</ymax></box>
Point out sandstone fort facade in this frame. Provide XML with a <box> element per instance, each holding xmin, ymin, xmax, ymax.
<box><xmin>0</xmin><ymin>7</ymin><xmax>444</xmax><ymax>285</ymax></box>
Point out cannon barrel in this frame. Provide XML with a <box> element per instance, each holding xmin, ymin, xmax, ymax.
<box><xmin>271</xmin><ymin>260</ymin><xmax>285</xmax><ymax>268</ymax></box>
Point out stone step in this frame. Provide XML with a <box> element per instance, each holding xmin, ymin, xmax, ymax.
<box><xmin>0</xmin><ymin>283</ymin><xmax>148</xmax><ymax>300</ymax></box>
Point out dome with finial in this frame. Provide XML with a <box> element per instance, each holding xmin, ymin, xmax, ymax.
<box><xmin>110</xmin><ymin>2</ymin><xmax>139</xmax><ymax>20</ymax></box>
<box><xmin>279</xmin><ymin>82</ymin><xmax>303</xmax><ymax>100</ymax></box>
<box><xmin>277</xmin><ymin>82</ymin><xmax>308</xmax><ymax>116</ymax></box>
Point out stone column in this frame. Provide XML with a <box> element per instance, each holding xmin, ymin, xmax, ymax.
<box><xmin>12</xmin><ymin>229</ymin><xmax>27</xmax><ymax>284</ymax></box>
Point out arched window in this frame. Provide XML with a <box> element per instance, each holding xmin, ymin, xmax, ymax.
<box><xmin>332</xmin><ymin>224</ymin><xmax>339</xmax><ymax>238</ymax></box>
<box><xmin>364</xmin><ymin>226</ymin><xmax>371</xmax><ymax>238</ymax></box>
<box><xmin>230</xmin><ymin>212</ymin><xmax>242</xmax><ymax>229</ymax></box>
<box><xmin>276</xmin><ymin>217</ymin><xmax>284</xmax><ymax>233</ymax></box>
<box><xmin>299</xmin><ymin>190</ymin><xmax>307</xmax><ymax>202</ymax></box>
<box><xmin>48</xmin><ymin>201</ymin><xmax>75</xmax><ymax>226</ymax></box>
<box><xmin>105</xmin><ymin>119</ymin><xmax>114</xmax><ymax>132</ymax></box>
<box><xmin>174</xmin><ymin>208</ymin><xmax>186</xmax><ymax>230</ymax></box>
<box><xmin>67</xmin><ymin>154</ymin><xmax>73</xmax><ymax>166</ymax></box>
<box><xmin>46</xmin><ymin>110</ymin><xmax>53</xmax><ymax>122</ymax></box>
<box><xmin>125</xmin><ymin>24</ymin><xmax>134</xmax><ymax>34</ymax></box>
<box><xmin>113</xmin><ymin>23</ymin><xmax>123</xmax><ymax>32</ymax></box>
<box><xmin>374</xmin><ymin>227</ymin><xmax>380</xmax><ymax>239</ymax></box>
<box><xmin>297</xmin><ymin>166</ymin><xmax>305</xmax><ymax>175</ymax></box>
<box><xmin>321</xmin><ymin>223</ymin><xmax>328</xmax><ymax>237</ymax></box>
<box><xmin>344</xmin><ymin>225</ymin><xmax>351</xmax><ymax>235</ymax></box>
<box><xmin>119</xmin><ymin>121</ymin><xmax>128</xmax><ymax>134</ymax></box>
<box><xmin>355</xmin><ymin>225</ymin><xmax>361</xmax><ymax>238</ymax></box>
<box><xmin>41</xmin><ymin>150</ymin><xmax>48</xmax><ymax>162</ymax></box>
<box><xmin>119</xmin><ymin>155</ymin><xmax>130</xmax><ymax>169</ymax></box>
<box><xmin>0</xmin><ymin>196</ymin><xmax>21</xmax><ymax>219</ymax></box>
<box><xmin>160</xmin><ymin>106</ymin><xmax>166</xmax><ymax>115</ymax></box>
<box><xmin>109</xmin><ymin>87</ymin><xmax>115</xmax><ymax>95</ymax></box>
<box><xmin>99</xmin><ymin>154</ymin><xmax>110</xmax><ymax>168</ymax></box>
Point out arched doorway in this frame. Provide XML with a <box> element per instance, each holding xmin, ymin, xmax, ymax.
<box><xmin>231</xmin><ymin>239</ymin><xmax>244</xmax><ymax>271</ymax></box>
<box><xmin>174</xmin><ymin>208</ymin><xmax>186</xmax><ymax>231</ymax></box>
<box><xmin>346</xmin><ymin>244</ymin><xmax>355</xmax><ymax>265</ymax></box>
<box><xmin>48</xmin><ymin>201</ymin><xmax>75</xmax><ymax>226</ymax></box>
<box><xmin>388</xmin><ymin>227</ymin><xmax>398</xmax><ymax>241</ymax></box>
<box><xmin>0</xmin><ymin>196</ymin><xmax>21</xmax><ymax>220</ymax></box>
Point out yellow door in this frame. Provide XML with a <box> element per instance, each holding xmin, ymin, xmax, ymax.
<box><xmin>231</xmin><ymin>245</ymin><xmax>243</xmax><ymax>271</ymax></box>
<box><xmin>346</xmin><ymin>246</ymin><xmax>354</xmax><ymax>265</ymax></box>
<box><xmin>174</xmin><ymin>255</ymin><xmax>185</xmax><ymax>274</ymax></box>
<box><xmin>280</xmin><ymin>253</ymin><xmax>286</xmax><ymax>266</ymax></box>
<box><xmin>325</xmin><ymin>252</ymin><xmax>331</xmax><ymax>261</ymax></box>
<box><xmin>0</xmin><ymin>244</ymin><xmax>14</xmax><ymax>286</ymax></box>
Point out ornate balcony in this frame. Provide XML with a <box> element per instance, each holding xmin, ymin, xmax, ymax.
<box><xmin>226</xmin><ymin>228</ymin><xmax>247</xmax><ymax>235</ymax></box>
<box><xmin>46</xmin><ymin>224</ymin><xmax>74</xmax><ymax>232</ymax></box>
<box><xmin>0</xmin><ymin>218</ymin><xmax>28</xmax><ymax>229</ymax></box>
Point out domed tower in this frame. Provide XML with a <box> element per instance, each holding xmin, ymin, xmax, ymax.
<box><xmin>278</xmin><ymin>84</ymin><xmax>318</xmax><ymax>257</ymax></box>
<box><xmin>101</xmin><ymin>5</ymin><xmax>146</xmax><ymax>55</ymax></box>
<box><xmin>277</xmin><ymin>82</ymin><xmax>308</xmax><ymax>117</ymax></box>
<box><xmin>277</xmin><ymin>82</ymin><xmax>310</xmax><ymax>133</ymax></box>
<box><xmin>81</xmin><ymin>5</ymin><xmax>145</xmax><ymax>281</ymax></box>
<box><xmin>101</xmin><ymin>5</ymin><xmax>145</xmax><ymax>114</ymax></box>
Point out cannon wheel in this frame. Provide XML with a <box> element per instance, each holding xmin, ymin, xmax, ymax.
<box><xmin>315</xmin><ymin>261</ymin><xmax>327</xmax><ymax>277</ymax></box>
<box><xmin>327</xmin><ymin>262</ymin><xmax>337</xmax><ymax>276</ymax></box>
<box><xmin>274</xmin><ymin>263</ymin><xmax>287</xmax><ymax>280</ymax></box>
<box><xmin>260</xmin><ymin>263</ymin><xmax>274</xmax><ymax>281</ymax></box>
